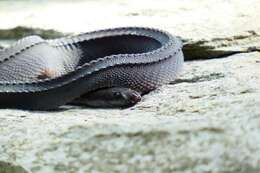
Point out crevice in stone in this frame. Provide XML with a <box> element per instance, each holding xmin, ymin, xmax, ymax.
<box><xmin>182</xmin><ymin>30</ymin><xmax>260</xmax><ymax>60</ymax></box>
<box><xmin>0</xmin><ymin>161</ymin><xmax>29</xmax><ymax>173</ymax></box>
<box><xmin>183</xmin><ymin>41</ymin><xmax>241</xmax><ymax>60</ymax></box>
<box><xmin>170</xmin><ymin>72</ymin><xmax>225</xmax><ymax>84</ymax></box>
<box><xmin>177</xmin><ymin>127</ymin><xmax>225</xmax><ymax>135</ymax></box>
<box><xmin>94</xmin><ymin>130</ymin><xmax>170</xmax><ymax>141</ymax></box>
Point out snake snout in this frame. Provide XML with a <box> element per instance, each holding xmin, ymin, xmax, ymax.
<box><xmin>122</xmin><ymin>90</ymin><xmax>141</xmax><ymax>104</ymax></box>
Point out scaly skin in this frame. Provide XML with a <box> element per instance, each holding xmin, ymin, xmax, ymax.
<box><xmin>0</xmin><ymin>27</ymin><xmax>184</xmax><ymax>110</ymax></box>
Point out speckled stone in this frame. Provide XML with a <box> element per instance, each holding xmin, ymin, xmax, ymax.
<box><xmin>1</xmin><ymin>0</ymin><xmax>260</xmax><ymax>59</ymax></box>
<box><xmin>0</xmin><ymin>0</ymin><xmax>260</xmax><ymax>173</ymax></box>
<box><xmin>0</xmin><ymin>51</ymin><xmax>259</xmax><ymax>173</ymax></box>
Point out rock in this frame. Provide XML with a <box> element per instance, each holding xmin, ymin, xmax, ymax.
<box><xmin>0</xmin><ymin>1</ymin><xmax>260</xmax><ymax>173</ymax></box>
<box><xmin>0</xmin><ymin>0</ymin><xmax>260</xmax><ymax>59</ymax></box>
<box><xmin>0</xmin><ymin>27</ymin><xmax>65</xmax><ymax>48</ymax></box>
<box><xmin>0</xmin><ymin>40</ymin><xmax>16</xmax><ymax>49</ymax></box>
<box><xmin>0</xmin><ymin>161</ymin><xmax>28</xmax><ymax>173</ymax></box>
<box><xmin>0</xmin><ymin>26</ymin><xmax>65</xmax><ymax>40</ymax></box>
<box><xmin>0</xmin><ymin>52</ymin><xmax>260</xmax><ymax>172</ymax></box>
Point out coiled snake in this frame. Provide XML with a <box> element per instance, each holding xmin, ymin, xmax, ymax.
<box><xmin>0</xmin><ymin>27</ymin><xmax>184</xmax><ymax>110</ymax></box>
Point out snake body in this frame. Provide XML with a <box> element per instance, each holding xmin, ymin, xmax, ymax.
<box><xmin>0</xmin><ymin>27</ymin><xmax>184</xmax><ymax>110</ymax></box>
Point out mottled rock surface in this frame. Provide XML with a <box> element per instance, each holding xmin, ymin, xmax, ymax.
<box><xmin>0</xmin><ymin>0</ymin><xmax>260</xmax><ymax>173</ymax></box>
<box><xmin>1</xmin><ymin>52</ymin><xmax>259</xmax><ymax>173</ymax></box>
<box><xmin>0</xmin><ymin>26</ymin><xmax>64</xmax><ymax>40</ymax></box>
<box><xmin>1</xmin><ymin>0</ymin><xmax>260</xmax><ymax>59</ymax></box>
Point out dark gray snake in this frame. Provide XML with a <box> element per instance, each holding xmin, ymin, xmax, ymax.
<box><xmin>0</xmin><ymin>27</ymin><xmax>184</xmax><ymax>110</ymax></box>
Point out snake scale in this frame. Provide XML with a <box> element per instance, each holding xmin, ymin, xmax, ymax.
<box><xmin>0</xmin><ymin>27</ymin><xmax>184</xmax><ymax>110</ymax></box>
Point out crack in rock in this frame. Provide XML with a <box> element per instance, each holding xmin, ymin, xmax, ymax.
<box><xmin>183</xmin><ymin>30</ymin><xmax>260</xmax><ymax>60</ymax></box>
<box><xmin>94</xmin><ymin>130</ymin><xmax>170</xmax><ymax>142</ymax></box>
<box><xmin>177</xmin><ymin>127</ymin><xmax>225</xmax><ymax>135</ymax></box>
<box><xmin>170</xmin><ymin>72</ymin><xmax>225</xmax><ymax>84</ymax></box>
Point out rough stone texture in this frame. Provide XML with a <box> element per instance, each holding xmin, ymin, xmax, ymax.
<box><xmin>0</xmin><ymin>1</ymin><xmax>260</xmax><ymax>173</ymax></box>
<box><xmin>1</xmin><ymin>0</ymin><xmax>260</xmax><ymax>59</ymax></box>
<box><xmin>0</xmin><ymin>161</ymin><xmax>28</xmax><ymax>173</ymax></box>
<box><xmin>0</xmin><ymin>26</ymin><xmax>65</xmax><ymax>40</ymax></box>
<box><xmin>1</xmin><ymin>52</ymin><xmax>260</xmax><ymax>173</ymax></box>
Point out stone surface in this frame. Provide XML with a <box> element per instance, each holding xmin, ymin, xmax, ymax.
<box><xmin>0</xmin><ymin>26</ymin><xmax>65</xmax><ymax>40</ymax></box>
<box><xmin>1</xmin><ymin>0</ymin><xmax>260</xmax><ymax>59</ymax></box>
<box><xmin>0</xmin><ymin>161</ymin><xmax>28</xmax><ymax>173</ymax></box>
<box><xmin>0</xmin><ymin>0</ymin><xmax>260</xmax><ymax>173</ymax></box>
<box><xmin>0</xmin><ymin>52</ymin><xmax>260</xmax><ymax>173</ymax></box>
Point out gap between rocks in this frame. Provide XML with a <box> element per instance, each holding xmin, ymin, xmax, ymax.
<box><xmin>170</xmin><ymin>73</ymin><xmax>225</xmax><ymax>85</ymax></box>
<box><xmin>183</xmin><ymin>30</ymin><xmax>260</xmax><ymax>60</ymax></box>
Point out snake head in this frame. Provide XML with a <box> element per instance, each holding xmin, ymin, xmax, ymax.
<box><xmin>71</xmin><ymin>87</ymin><xmax>142</xmax><ymax>108</ymax></box>
<box><xmin>111</xmin><ymin>88</ymin><xmax>142</xmax><ymax>107</ymax></box>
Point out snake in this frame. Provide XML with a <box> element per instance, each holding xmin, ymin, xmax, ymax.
<box><xmin>0</xmin><ymin>27</ymin><xmax>184</xmax><ymax>110</ymax></box>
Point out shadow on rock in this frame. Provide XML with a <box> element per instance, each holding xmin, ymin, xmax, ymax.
<box><xmin>0</xmin><ymin>161</ymin><xmax>28</xmax><ymax>173</ymax></box>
